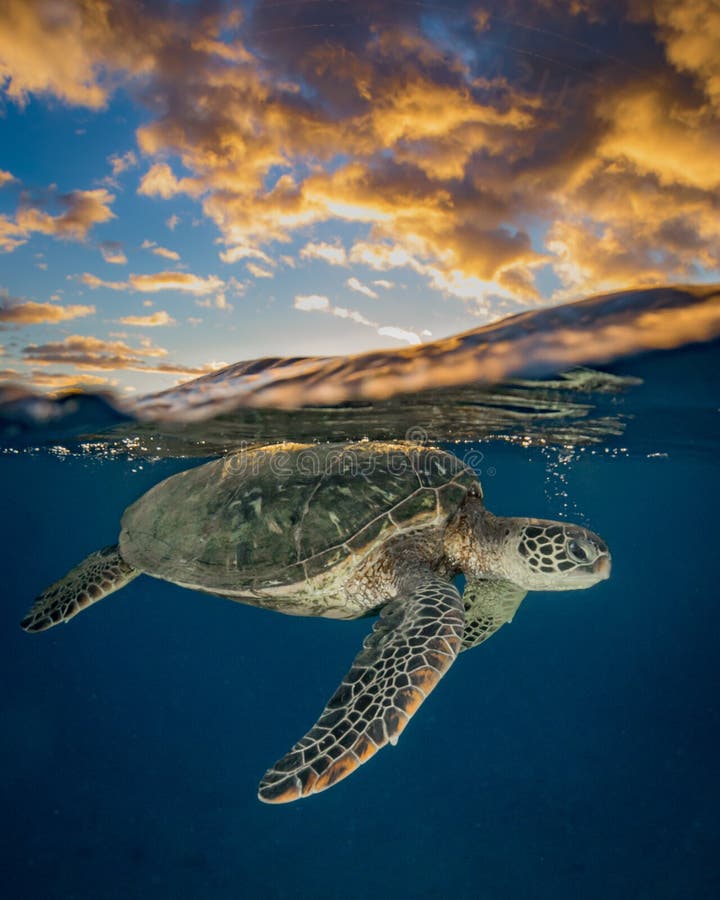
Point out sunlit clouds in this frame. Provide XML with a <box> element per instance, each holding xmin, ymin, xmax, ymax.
<box><xmin>347</xmin><ymin>277</ymin><xmax>378</xmax><ymax>300</ymax></box>
<box><xmin>138</xmin><ymin>163</ymin><xmax>203</xmax><ymax>200</ymax></box>
<box><xmin>23</xmin><ymin>334</ymin><xmax>223</xmax><ymax>376</ymax></box>
<box><xmin>117</xmin><ymin>311</ymin><xmax>176</xmax><ymax>328</ymax></box>
<box><xmin>637</xmin><ymin>0</ymin><xmax>720</xmax><ymax>111</ymax></box>
<box><xmin>141</xmin><ymin>240</ymin><xmax>181</xmax><ymax>262</ymax></box>
<box><xmin>100</xmin><ymin>241</ymin><xmax>127</xmax><ymax>265</ymax></box>
<box><xmin>107</xmin><ymin>151</ymin><xmax>138</xmax><ymax>178</ymax></box>
<box><xmin>293</xmin><ymin>293</ymin><xmax>424</xmax><ymax>345</ymax></box>
<box><xmin>1</xmin><ymin>187</ymin><xmax>115</xmax><ymax>252</ymax></box>
<box><xmin>0</xmin><ymin>295</ymin><xmax>95</xmax><ymax>326</ymax></box>
<box><xmin>27</xmin><ymin>370</ymin><xmax>117</xmax><ymax>390</ymax></box>
<box><xmin>294</xmin><ymin>295</ymin><xmax>331</xmax><ymax>313</ymax></box>
<box><xmin>80</xmin><ymin>271</ymin><xmax>224</xmax><ymax>295</ymax></box>
<box><xmin>300</xmin><ymin>242</ymin><xmax>348</xmax><ymax>267</ymax></box>
<box><xmin>1</xmin><ymin>0</ymin><xmax>719</xmax><ymax>392</ymax></box>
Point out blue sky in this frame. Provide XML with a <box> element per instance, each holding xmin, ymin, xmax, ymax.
<box><xmin>1</xmin><ymin>0</ymin><xmax>719</xmax><ymax>396</ymax></box>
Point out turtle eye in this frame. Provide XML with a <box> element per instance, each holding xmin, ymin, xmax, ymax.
<box><xmin>567</xmin><ymin>539</ymin><xmax>589</xmax><ymax>563</ymax></box>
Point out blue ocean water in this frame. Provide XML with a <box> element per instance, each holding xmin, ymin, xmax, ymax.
<box><xmin>2</xmin><ymin>342</ymin><xmax>719</xmax><ymax>899</ymax></box>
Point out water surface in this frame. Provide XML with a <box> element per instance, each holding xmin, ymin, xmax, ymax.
<box><xmin>2</xmin><ymin>290</ymin><xmax>718</xmax><ymax>899</ymax></box>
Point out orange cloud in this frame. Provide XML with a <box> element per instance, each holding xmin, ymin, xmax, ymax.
<box><xmin>0</xmin><ymin>296</ymin><xmax>95</xmax><ymax>326</ymax></box>
<box><xmin>0</xmin><ymin>0</ymin><xmax>718</xmax><ymax>309</ymax></box>
<box><xmin>23</xmin><ymin>334</ymin><xmax>221</xmax><ymax>376</ymax></box>
<box><xmin>366</xmin><ymin>73</ymin><xmax>539</xmax><ymax>180</ymax></box>
<box><xmin>153</xmin><ymin>247</ymin><xmax>180</xmax><ymax>261</ymax></box>
<box><xmin>0</xmin><ymin>0</ymin><xmax>164</xmax><ymax>108</ymax></box>
<box><xmin>129</xmin><ymin>271</ymin><xmax>223</xmax><ymax>294</ymax></box>
<box><xmin>0</xmin><ymin>366</ymin><xmax>114</xmax><ymax>393</ymax></box>
<box><xmin>79</xmin><ymin>273</ymin><xmax>128</xmax><ymax>290</ymax></box>
<box><xmin>300</xmin><ymin>241</ymin><xmax>347</xmax><ymax>266</ymax></box>
<box><xmin>1</xmin><ymin>187</ymin><xmax>116</xmax><ymax>252</ymax></box>
<box><xmin>27</xmin><ymin>370</ymin><xmax>117</xmax><ymax>390</ymax></box>
<box><xmin>118</xmin><ymin>311</ymin><xmax>176</xmax><ymax>327</ymax></box>
<box><xmin>108</xmin><ymin>149</ymin><xmax>137</xmax><ymax>177</ymax></box>
<box><xmin>0</xmin><ymin>0</ymin><xmax>108</xmax><ymax>108</ymax></box>
<box><xmin>140</xmin><ymin>239</ymin><xmax>181</xmax><ymax>262</ymax></box>
<box><xmin>80</xmin><ymin>270</ymin><xmax>223</xmax><ymax>295</ymax></box>
<box><xmin>246</xmin><ymin>262</ymin><xmax>273</xmax><ymax>279</ymax></box>
<box><xmin>597</xmin><ymin>82</ymin><xmax>720</xmax><ymax>190</ymax></box>
<box><xmin>0</xmin><ymin>214</ymin><xmax>27</xmax><ymax>252</ymax></box>
<box><xmin>100</xmin><ymin>241</ymin><xmax>127</xmax><ymax>264</ymax></box>
<box><xmin>138</xmin><ymin>163</ymin><xmax>203</xmax><ymax>199</ymax></box>
<box><xmin>638</xmin><ymin>0</ymin><xmax>720</xmax><ymax>110</ymax></box>
<box><xmin>219</xmin><ymin>244</ymin><xmax>274</xmax><ymax>265</ymax></box>
<box><xmin>547</xmin><ymin>159</ymin><xmax>720</xmax><ymax>294</ymax></box>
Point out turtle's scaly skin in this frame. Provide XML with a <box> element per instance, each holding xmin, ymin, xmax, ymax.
<box><xmin>259</xmin><ymin>573</ymin><xmax>465</xmax><ymax>803</ymax></box>
<box><xmin>20</xmin><ymin>546</ymin><xmax>139</xmax><ymax>633</ymax></box>
<box><xmin>120</xmin><ymin>442</ymin><xmax>478</xmax><ymax>618</ymax></box>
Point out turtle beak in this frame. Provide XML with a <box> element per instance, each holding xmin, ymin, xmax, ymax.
<box><xmin>593</xmin><ymin>555</ymin><xmax>611</xmax><ymax>580</ymax></box>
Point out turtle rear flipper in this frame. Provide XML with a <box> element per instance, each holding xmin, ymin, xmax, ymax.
<box><xmin>21</xmin><ymin>545</ymin><xmax>139</xmax><ymax>633</ymax></box>
<box><xmin>258</xmin><ymin>574</ymin><xmax>465</xmax><ymax>803</ymax></box>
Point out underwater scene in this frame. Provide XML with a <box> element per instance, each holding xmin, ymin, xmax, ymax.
<box><xmin>2</xmin><ymin>1</ymin><xmax>720</xmax><ymax>897</ymax></box>
<box><xmin>2</xmin><ymin>286</ymin><xmax>720</xmax><ymax>899</ymax></box>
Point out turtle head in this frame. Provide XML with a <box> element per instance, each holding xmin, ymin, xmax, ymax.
<box><xmin>500</xmin><ymin>517</ymin><xmax>611</xmax><ymax>591</ymax></box>
<box><xmin>444</xmin><ymin>498</ymin><xmax>611</xmax><ymax>591</ymax></box>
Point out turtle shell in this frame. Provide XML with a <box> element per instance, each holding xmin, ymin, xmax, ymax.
<box><xmin>119</xmin><ymin>441</ymin><xmax>479</xmax><ymax>594</ymax></box>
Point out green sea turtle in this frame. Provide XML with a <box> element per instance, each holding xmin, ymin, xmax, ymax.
<box><xmin>21</xmin><ymin>441</ymin><xmax>611</xmax><ymax>803</ymax></box>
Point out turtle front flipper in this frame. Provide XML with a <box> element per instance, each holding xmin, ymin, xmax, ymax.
<box><xmin>258</xmin><ymin>574</ymin><xmax>465</xmax><ymax>804</ymax></box>
<box><xmin>461</xmin><ymin>579</ymin><xmax>527</xmax><ymax>651</ymax></box>
<box><xmin>21</xmin><ymin>545</ymin><xmax>139</xmax><ymax>633</ymax></box>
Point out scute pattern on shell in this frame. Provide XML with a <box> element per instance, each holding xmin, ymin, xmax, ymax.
<box><xmin>120</xmin><ymin>442</ymin><xmax>478</xmax><ymax>594</ymax></box>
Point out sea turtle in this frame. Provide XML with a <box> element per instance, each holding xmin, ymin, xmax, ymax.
<box><xmin>21</xmin><ymin>441</ymin><xmax>611</xmax><ymax>803</ymax></box>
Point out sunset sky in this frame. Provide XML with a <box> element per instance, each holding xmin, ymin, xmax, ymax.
<box><xmin>1</xmin><ymin>0</ymin><xmax>719</xmax><ymax>396</ymax></box>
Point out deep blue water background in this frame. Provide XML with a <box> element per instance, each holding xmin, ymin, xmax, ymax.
<box><xmin>2</xmin><ymin>346</ymin><xmax>719</xmax><ymax>899</ymax></box>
